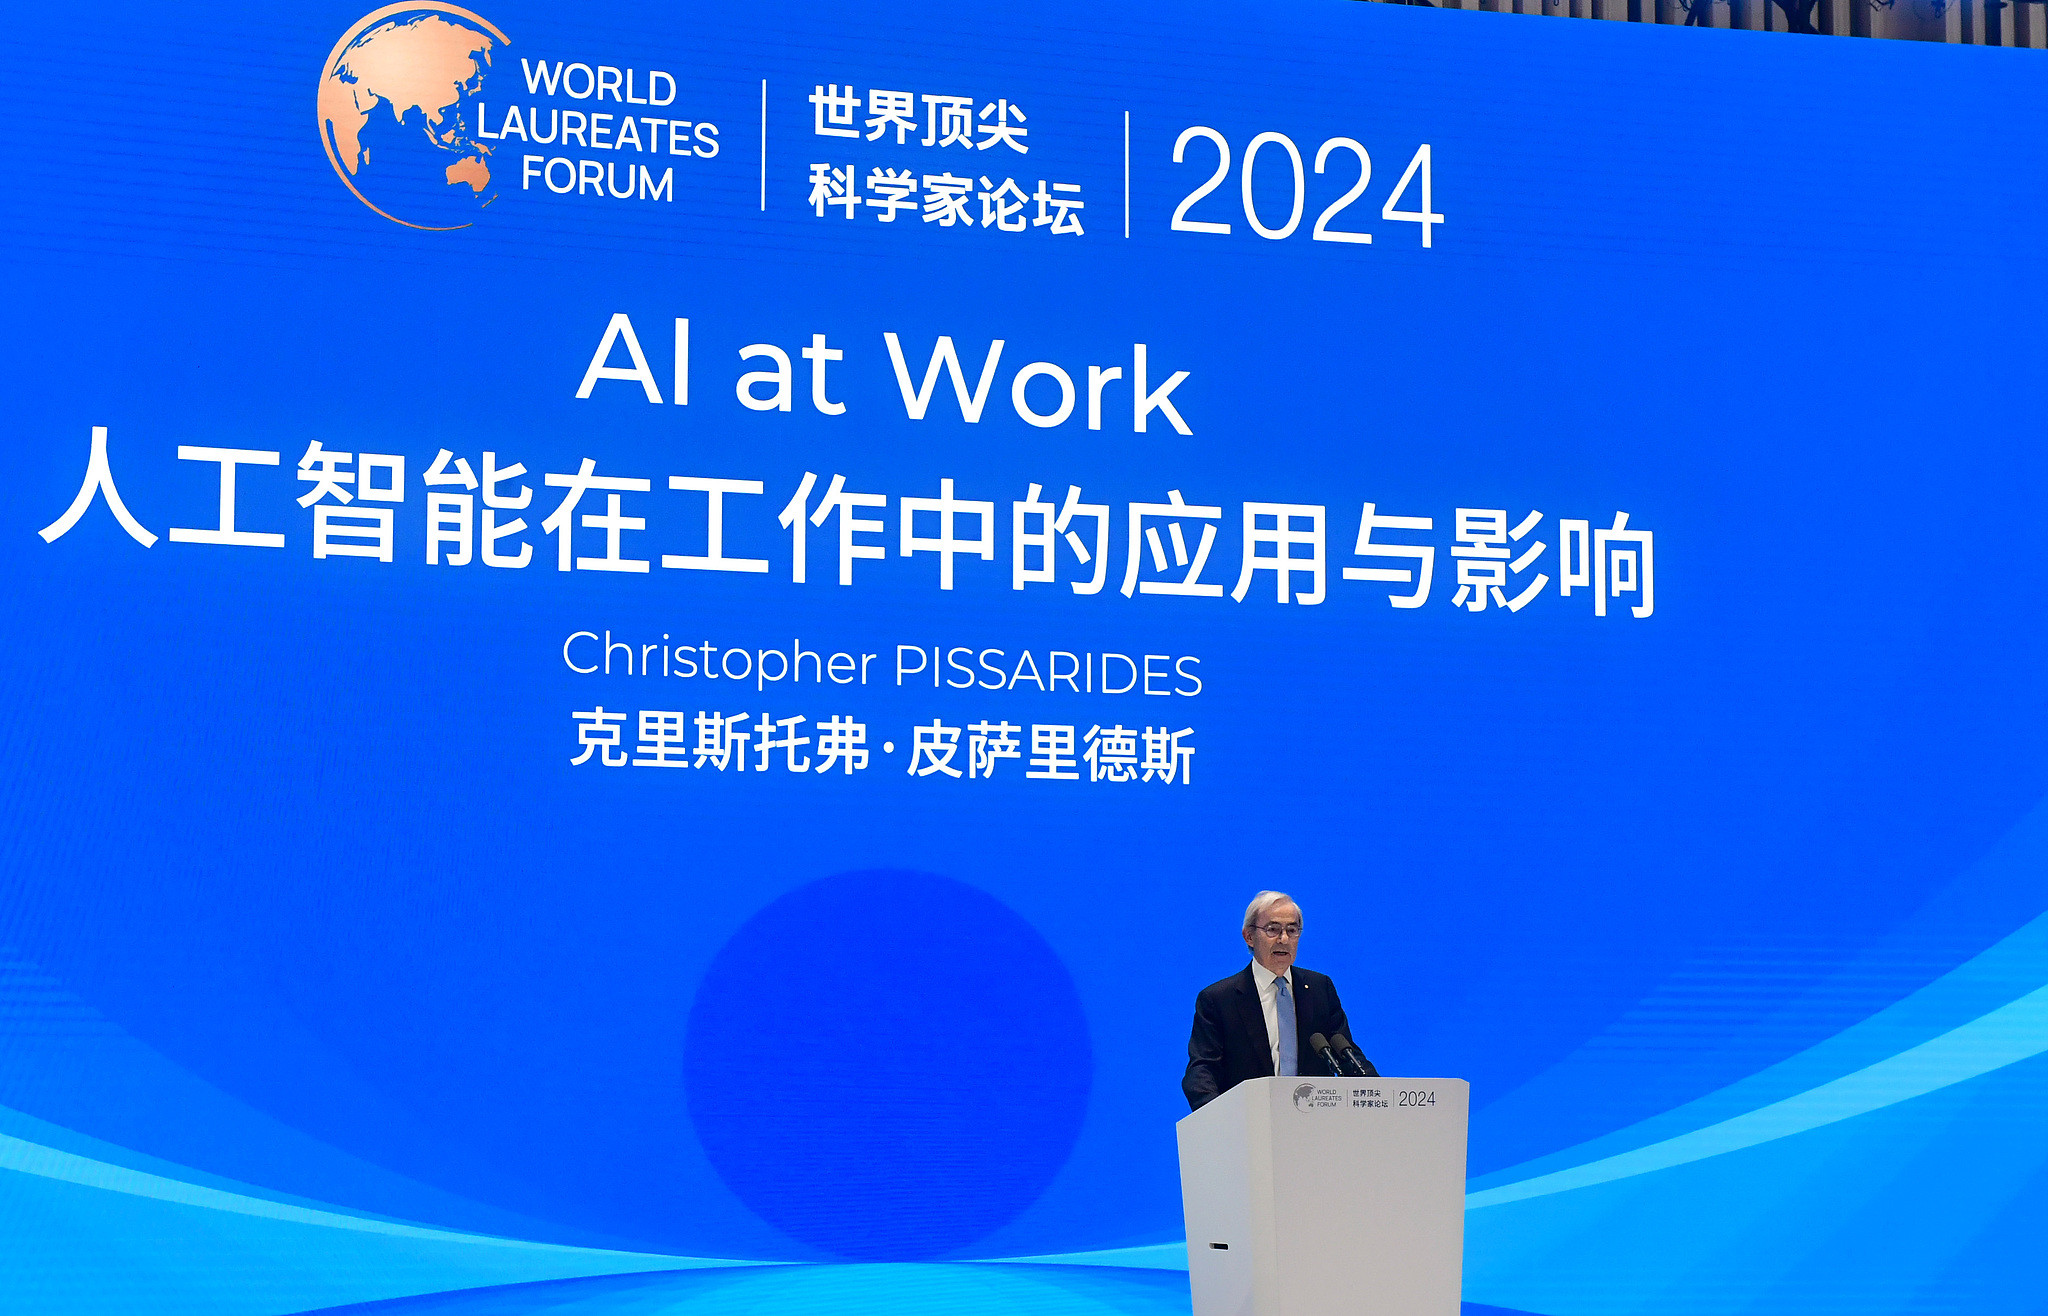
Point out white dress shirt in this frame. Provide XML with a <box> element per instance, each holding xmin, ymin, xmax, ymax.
<box><xmin>1253</xmin><ymin>962</ymin><xmax>1296</xmax><ymax>1073</ymax></box>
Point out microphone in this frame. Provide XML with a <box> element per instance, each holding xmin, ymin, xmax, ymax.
<box><xmin>1308</xmin><ymin>1032</ymin><xmax>1343</xmax><ymax>1076</ymax></box>
<box><xmin>1332</xmin><ymin>1034</ymin><xmax>1378</xmax><ymax>1078</ymax></box>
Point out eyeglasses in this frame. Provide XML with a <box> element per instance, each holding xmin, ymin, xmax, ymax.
<box><xmin>1253</xmin><ymin>923</ymin><xmax>1302</xmax><ymax>940</ymax></box>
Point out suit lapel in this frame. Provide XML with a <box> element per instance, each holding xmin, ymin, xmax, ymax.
<box><xmin>1235</xmin><ymin>965</ymin><xmax>1274</xmax><ymax>1077</ymax></box>
<box><xmin>1292</xmin><ymin>970</ymin><xmax>1314</xmax><ymax>1069</ymax></box>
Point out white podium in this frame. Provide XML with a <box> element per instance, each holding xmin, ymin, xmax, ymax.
<box><xmin>1176</xmin><ymin>1075</ymin><xmax>1469</xmax><ymax>1316</ymax></box>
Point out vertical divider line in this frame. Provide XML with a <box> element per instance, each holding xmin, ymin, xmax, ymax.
<box><xmin>1123</xmin><ymin>111</ymin><xmax>1130</xmax><ymax>238</ymax></box>
<box><xmin>759</xmin><ymin>80</ymin><xmax>767</xmax><ymax>211</ymax></box>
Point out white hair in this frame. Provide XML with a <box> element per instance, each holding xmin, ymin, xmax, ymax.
<box><xmin>1242</xmin><ymin>890</ymin><xmax>1302</xmax><ymax>933</ymax></box>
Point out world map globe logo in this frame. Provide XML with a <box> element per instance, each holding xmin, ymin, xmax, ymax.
<box><xmin>318</xmin><ymin>4</ymin><xmax>507</xmax><ymax>230</ymax></box>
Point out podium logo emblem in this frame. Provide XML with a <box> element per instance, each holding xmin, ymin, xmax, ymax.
<box><xmin>1292</xmin><ymin>1083</ymin><xmax>1341</xmax><ymax>1111</ymax></box>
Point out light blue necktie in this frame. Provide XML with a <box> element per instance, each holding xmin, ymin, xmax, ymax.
<box><xmin>1275</xmin><ymin>974</ymin><xmax>1298</xmax><ymax>1076</ymax></box>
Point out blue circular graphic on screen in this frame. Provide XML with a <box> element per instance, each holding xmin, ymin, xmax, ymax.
<box><xmin>685</xmin><ymin>870</ymin><xmax>1093</xmax><ymax>1260</ymax></box>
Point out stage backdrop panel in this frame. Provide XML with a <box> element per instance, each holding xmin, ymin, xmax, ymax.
<box><xmin>1</xmin><ymin>2</ymin><xmax>2045</xmax><ymax>1313</ymax></box>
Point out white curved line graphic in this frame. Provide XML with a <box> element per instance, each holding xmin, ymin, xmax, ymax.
<box><xmin>0</xmin><ymin>1132</ymin><xmax>699</xmax><ymax>1260</ymax></box>
<box><xmin>1466</xmin><ymin>980</ymin><xmax>2048</xmax><ymax>1210</ymax></box>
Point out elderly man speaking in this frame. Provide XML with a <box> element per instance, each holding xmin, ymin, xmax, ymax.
<box><xmin>1182</xmin><ymin>891</ymin><xmax>1376</xmax><ymax>1109</ymax></box>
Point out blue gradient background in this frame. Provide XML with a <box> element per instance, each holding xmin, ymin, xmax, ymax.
<box><xmin>1</xmin><ymin>0</ymin><xmax>2045</xmax><ymax>1312</ymax></box>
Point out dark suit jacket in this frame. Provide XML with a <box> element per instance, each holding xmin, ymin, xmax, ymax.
<box><xmin>1182</xmin><ymin>964</ymin><xmax>1374</xmax><ymax>1109</ymax></box>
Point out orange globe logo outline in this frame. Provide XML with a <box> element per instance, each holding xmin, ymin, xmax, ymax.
<box><xmin>318</xmin><ymin>3</ymin><xmax>509</xmax><ymax>230</ymax></box>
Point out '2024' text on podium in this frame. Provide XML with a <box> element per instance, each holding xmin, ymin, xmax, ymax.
<box><xmin>1176</xmin><ymin>1076</ymin><xmax>1469</xmax><ymax>1316</ymax></box>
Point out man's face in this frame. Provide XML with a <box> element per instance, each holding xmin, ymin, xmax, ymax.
<box><xmin>1243</xmin><ymin>901</ymin><xmax>1303</xmax><ymax>974</ymax></box>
